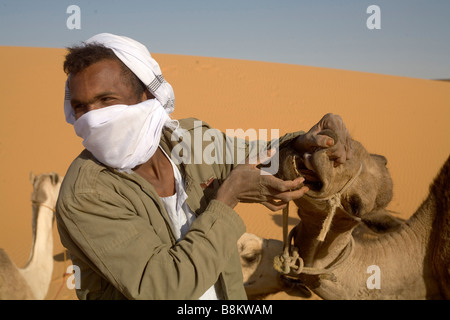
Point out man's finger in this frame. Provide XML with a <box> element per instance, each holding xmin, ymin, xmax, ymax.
<box><xmin>271</xmin><ymin>186</ymin><xmax>309</xmax><ymax>203</ymax></box>
<box><xmin>261</xmin><ymin>200</ymin><xmax>287</xmax><ymax>212</ymax></box>
<box><xmin>314</xmin><ymin>134</ymin><xmax>334</xmax><ymax>149</ymax></box>
<box><xmin>261</xmin><ymin>175</ymin><xmax>305</xmax><ymax>193</ymax></box>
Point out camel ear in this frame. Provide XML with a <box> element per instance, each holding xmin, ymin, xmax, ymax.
<box><xmin>362</xmin><ymin>209</ymin><xmax>404</xmax><ymax>233</ymax></box>
<box><xmin>51</xmin><ymin>173</ymin><xmax>61</xmax><ymax>184</ymax></box>
<box><xmin>371</xmin><ymin>154</ymin><xmax>388</xmax><ymax>166</ymax></box>
<box><xmin>370</xmin><ymin>153</ymin><xmax>393</xmax><ymax>209</ymax></box>
<box><xmin>29</xmin><ymin>172</ymin><xmax>35</xmax><ymax>184</ymax></box>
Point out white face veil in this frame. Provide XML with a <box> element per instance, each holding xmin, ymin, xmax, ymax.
<box><xmin>64</xmin><ymin>33</ymin><xmax>178</xmax><ymax>172</ymax></box>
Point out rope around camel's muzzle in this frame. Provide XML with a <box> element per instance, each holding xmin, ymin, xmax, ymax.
<box><xmin>273</xmin><ymin>162</ymin><xmax>362</xmax><ymax>277</ymax></box>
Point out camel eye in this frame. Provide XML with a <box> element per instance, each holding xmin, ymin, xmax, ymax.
<box><xmin>349</xmin><ymin>194</ymin><xmax>362</xmax><ymax>217</ymax></box>
<box><xmin>242</xmin><ymin>252</ymin><xmax>261</xmax><ymax>265</ymax></box>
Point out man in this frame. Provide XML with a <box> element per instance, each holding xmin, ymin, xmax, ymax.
<box><xmin>56</xmin><ymin>33</ymin><xmax>352</xmax><ymax>300</ymax></box>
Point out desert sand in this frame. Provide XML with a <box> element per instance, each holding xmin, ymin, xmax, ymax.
<box><xmin>0</xmin><ymin>46</ymin><xmax>449</xmax><ymax>300</ymax></box>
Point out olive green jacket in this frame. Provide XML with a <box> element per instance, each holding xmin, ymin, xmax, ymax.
<box><xmin>56</xmin><ymin>118</ymin><xmax>302</xmax><ymax>300</ymax></box>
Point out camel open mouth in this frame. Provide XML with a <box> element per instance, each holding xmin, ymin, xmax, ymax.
<box><xmin>292</xmin><ymin>154</ymin><xmax>323</xmax><ymax>192</ymax></box>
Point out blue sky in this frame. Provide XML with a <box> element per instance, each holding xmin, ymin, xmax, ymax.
<box><xmin>1</xmin><ymin>0</ymin><xmax>449</xmax><ymax>79</ymax></box>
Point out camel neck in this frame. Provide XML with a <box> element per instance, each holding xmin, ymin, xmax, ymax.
<box><xmin>298</xmin><ymin>198</ymin><xmax>441</xmax><ymax>299</ymax></box>
<box><xmin>295</xmin><ymin>207</ymin><xmax>357</xmax><ymax>269</ymax></box>
<box><xmin>20</xmin><ymin>205</ymin><xmax>54</xmax><ymax>300</ymax></box>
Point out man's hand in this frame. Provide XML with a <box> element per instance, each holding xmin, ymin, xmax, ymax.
<box><xmin>216</xmin><ymin>151</ymin><xmax>309</xmax><ymax>211</ymax></box>
<box><xmin>293</xmin><ymin>113</ymin><xmax>352</xmax><ymax>166</ymax></box>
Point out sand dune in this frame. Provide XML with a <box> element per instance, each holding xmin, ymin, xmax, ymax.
<box><xmin>0</xmin><ymin>46</ymin><xmax>448</xmax><ymax>300</ymax></box>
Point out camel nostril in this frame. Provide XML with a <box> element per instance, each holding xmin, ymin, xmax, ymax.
<box><xmin>244</xmin><ymin>280</ymin><xmax>256</xmax><ymax>286</ymax></box>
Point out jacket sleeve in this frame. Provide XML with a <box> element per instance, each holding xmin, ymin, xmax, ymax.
<box><xmin>171</xmin><ymin>118</ymin><xmax>304</xmax><ymax>180</ymax></box>
<box><xmin>221</xmin><ymin>128</ymin><xmax>305</xmax><ymax>179</ymax></box>
<box><xmin>57</xmin><ymin>183</ymin><xmax>245</xmax><ymax>300</ymax></box>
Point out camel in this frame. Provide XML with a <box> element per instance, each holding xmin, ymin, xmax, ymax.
<box><xmin>0</xmin><ymin>172</ymin><xmax>62</xmax><ymax>300</ymax></box>
<box><xmin>239</xmin><ymin>133</ymin><xmax>449</xmax><ymax>299</ymax></box>
<box><xmin>238</xmin><ymin>232</ymin><xmax>315</xmax><ymax>299</ymax></box>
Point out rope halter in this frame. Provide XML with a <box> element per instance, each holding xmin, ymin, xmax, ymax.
<box><xmin>31</xmin><ymin>200</ymin><xmax>56</xmax><ymax>213</ymax></box>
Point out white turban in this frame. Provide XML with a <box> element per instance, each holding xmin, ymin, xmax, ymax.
<box><xmin>64</xmin><ymin>33</ymin><xmax>177</xmax><ymax>171</ymax></box>
<box><xmin>64</xmin><ymin>33</ymin><xmax>175</xmax><ymax>124</ymax></box>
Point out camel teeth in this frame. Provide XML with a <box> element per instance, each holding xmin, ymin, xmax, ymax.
<box><xmin>293</xmin><ymin>155</ymin><xmax>300</xmax><ymax>176</ymax></box>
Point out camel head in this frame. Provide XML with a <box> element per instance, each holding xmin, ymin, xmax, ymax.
<box><xmin>30</xmin><ymin>172</ymin><xmax>62</xmax><ymax>212</ymax></box>
<box><xmin>238</xmin><ymin>233</ymin><xmax>311</xmax><ymax>299</ymax></box>
<box><xmin>278</xmin><ymin>135</ymin><xmax>393</xmax><ymax>227</ymax></box>
<box><xmin>29</xmin><ymin>172</ymin><xmax>63</xmax><ymax>236</ymax></box>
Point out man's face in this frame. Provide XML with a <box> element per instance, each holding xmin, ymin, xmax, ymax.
<box><xmin>69</xmin><ymin>59</ymin><xmax>145</xmax><ymax>120</ymax></box>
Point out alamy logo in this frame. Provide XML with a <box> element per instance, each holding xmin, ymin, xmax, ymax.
<box><xmin>366</xmin><ymin>5</ymin><xmax>381</xmax><ymax>30</ymax></box>
<box><xmin>66</xmin><ymin>264</ymin><xmax>81</xmax><ymax>290</ymax></box>
<box><xmin>366</xmin><ymin>265</ymin><xmax>381</xmax><ymax>289</ymax></box>
<box><xmin>170</xmin><ymin>121</ymin><xmax>280</xmax><ymax>174</ymax></box>
<box><xmin>66</xmin><ymin>5</ymin><xmax>81</xmax><ymax>30</ymax></box>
